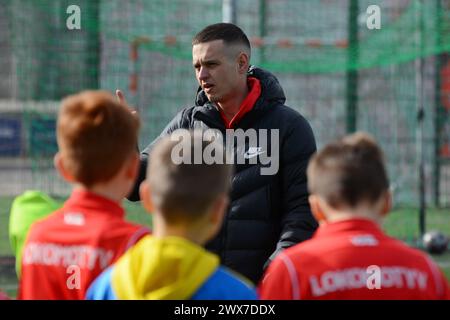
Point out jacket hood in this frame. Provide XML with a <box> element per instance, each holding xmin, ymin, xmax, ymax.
<box><xmin>195</xmin><ymin>66</ymin><xmax>286</xmax><ymax>109</ymax></box>
<box><xmin>111</xmin><ymin>235</ymin><xmax>219</xmax><ymax>300</ymax></box>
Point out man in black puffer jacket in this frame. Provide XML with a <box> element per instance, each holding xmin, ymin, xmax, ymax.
<box><xmin>125</xmin><ymin>23</ymin><xmax>318</xmax><ymax>284</ymax></box>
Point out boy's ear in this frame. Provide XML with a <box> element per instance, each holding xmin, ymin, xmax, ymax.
<box><xmin>309</xmin><ymin>195</ymin><xmax>327</xmax><ymax>225</ymax></box>
<box><xmin>54</xmin><ymin>152</ymin><xmax>75</xmax><ymax>183</ymax></box>
<box><xmin>210</xmin><ymin>194</ymin><xmax>228</xmax><ymax>226</ymax></box>
<box><xmin>381</xmin><ymin>190</ymin><xmax>392</xmax><ymax>217</ymax></box>
<box><xmin>206</xmin><ymin>194</ymin><xmax>228</xmax><ymax>241</ymax></box>
<box><xmin>126</xmin><ymin>152</ymin><xmax>140</xmax><ymax>180</ymax></box>
<box><xmin>139</xmin><ymin>180</ymin><xmax>154</xmax><ymax>214</ymax></box>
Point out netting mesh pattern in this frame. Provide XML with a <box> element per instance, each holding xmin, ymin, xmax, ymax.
<box><xmin>0</xmin><ymin>0</ymin><xmax>449</xmax><ymax>206</ymax></box>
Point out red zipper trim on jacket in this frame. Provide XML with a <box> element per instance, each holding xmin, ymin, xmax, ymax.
<box><xmin>220</xmin><ymin>77</ymin><xmax>261</xmax><ymax>129</ymax></box>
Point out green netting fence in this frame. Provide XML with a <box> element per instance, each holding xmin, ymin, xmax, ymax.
<box><xmin>0</xmin><ymin>0</ymin><xmax>449</xmax><ymax>208</ymax></box>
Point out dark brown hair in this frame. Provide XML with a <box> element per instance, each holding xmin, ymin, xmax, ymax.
<box><xmin>192</xmin><ymin>23</ymin><xmax>251</xmax><ymax>52</ymax></box>
<box><xmin>57</xmin><ymin>90</ymin><xmax>139</xmax><ymax>187</ymax></box>
<box><xmin>147</xmin><ymin>130</ymin><xmax>232</xmax><ymax>223</ymax></box>
<box><xmin>307</xmin><ymin>132</ymin><xmax>389</xmax><ymax>208</ymax></box>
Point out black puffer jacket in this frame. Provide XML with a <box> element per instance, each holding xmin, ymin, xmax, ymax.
<box><xmin>129</xmin><ymin>66</ymin><xmax>318</xmax><ymax>284</ymax></box>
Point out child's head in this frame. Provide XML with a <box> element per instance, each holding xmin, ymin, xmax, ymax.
<box><xmin>307</xmin><ymin>132</ymin><xmax>391</xmax><ymax>224</ymax></box>
<box><xmin>140</xmin><ymin>130</ymin><xmax>232</xmax><ymax>244</ymax></box>
<box><xmin>55</xmin><ymin>90</ymin><xmax>140</xmax><ymax>197</ymax></box>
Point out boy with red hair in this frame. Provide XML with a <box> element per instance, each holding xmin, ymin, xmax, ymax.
<box><xmin>19</xmin><ymin>91</ymin><xmax>149</xmax><ymax>299</ymax></box>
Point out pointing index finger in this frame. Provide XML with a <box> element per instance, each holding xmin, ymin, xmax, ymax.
<box><xmin>116</xmin><ymin>89</ymin><xmax>126</xmax><ymax>105</ymax></box>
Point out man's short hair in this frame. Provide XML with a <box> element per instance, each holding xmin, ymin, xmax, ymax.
<box><xmin>147</xmin><ymin>130</ymin><xmax>232</xmax><ymax>224</ymax></box>
<box><xmin>192</xmin><ymin>23</ymin><xmax>251</xmax><ymax>54</ymax></box>
<box><xmin>57</xmin><ymin>90</ymin><xmax>139</xmax><ymax>187</ymax></box>
<box><xmin>307</xmin><ymin>132</ymin><xmax>389</xmax><ymax>208</ymax></box>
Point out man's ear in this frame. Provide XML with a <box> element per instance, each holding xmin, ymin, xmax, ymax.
<box><xmin>309</xmin><ymin>195</ymin><xmax>327</xmax><ymax>225</ymax></box>
<box><xmin>237</xmin><ymin>52</ymin><xmax>249</xmax><ymax>74</ymax></box>
<box><xmin>54</xmin><ymin>152</ymin><xmax>75</xmax><ymax>183</ymax></box>
<box><xmin>381</xmin><ymin>190</ymin><xmax>392</xmax><ymax>217</ymax></box>
<box><xmin>139</xmin><ymin>180</ymin><xmax>154</xmax><ymax>214</ymax></box>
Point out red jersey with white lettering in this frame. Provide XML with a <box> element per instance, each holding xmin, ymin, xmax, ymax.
<box><xmin>19</xmin><ymin>189</ymin><xmax>150</xmax><ymax>300</ymax></box>
<box><xmin>259</xmin><ymin>218</ymin><xmax>450</xmax><ymax>300</ymax></box>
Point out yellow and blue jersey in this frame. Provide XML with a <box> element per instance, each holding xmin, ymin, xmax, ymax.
<box><xmin>86</xmin><ymin>235</ymin><xmax>258</xmax><ymax>300</ymax></box>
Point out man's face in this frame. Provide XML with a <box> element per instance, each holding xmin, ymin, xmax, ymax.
<box><xmin>192</xmin><ymin>40</ymin><xmax>241</xmax><ymax>103</ymax></box>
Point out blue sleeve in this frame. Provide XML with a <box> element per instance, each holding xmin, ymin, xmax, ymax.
<box><xmin>85</xmin><ymin>267</ymin><xmax>117</xmax><ymax>300</ymax></box>
<box><xmin>192</xmin><ymin>267</ymin><xmax>258</xmax><ymax>300</ymax></box>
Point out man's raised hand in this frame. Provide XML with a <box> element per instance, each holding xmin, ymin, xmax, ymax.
<box><xmin>116</xmin><ymin>89</ymin><xmax>137</xmax><ymax>115</ymax></box>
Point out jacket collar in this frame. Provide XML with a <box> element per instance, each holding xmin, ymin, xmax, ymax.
<box><xmin>64</xmin><ymin>188</ymin><xmax>125</xmax><ymax>219</ymax></box>
<box><xmin>219</xmin><ymin>77</ymin><xmax>261</xmax><ymax>129</ymax></box>
<box><xmin>313</xmin><ymin>218</ymin><xmax>385</xmax><ymax>239</ymax></box>
<box><xmin>193</xmin><ymin>66</ymin><xmax>285</xmax><ymax>129</ymax></box>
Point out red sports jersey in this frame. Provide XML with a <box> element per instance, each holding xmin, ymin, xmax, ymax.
<box><xmin>19</xmin><ymin>189</ymin><xmax>150</xmax><ymax>300</ymax></box>
<box><xmin>259</xmin><ymin>218</ymin><xmax>449</xmax><ymax>300</ymax></box>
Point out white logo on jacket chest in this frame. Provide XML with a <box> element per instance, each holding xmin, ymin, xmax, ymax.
<box><xmin>170</xmin><ymin>128</ymin><xmax>280</xmax><ymax>175</ymax></box>
<box><xmin>244</xmin><ymin>147</ymin><xmax>266</xmax><ymax>159</ymax></box>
